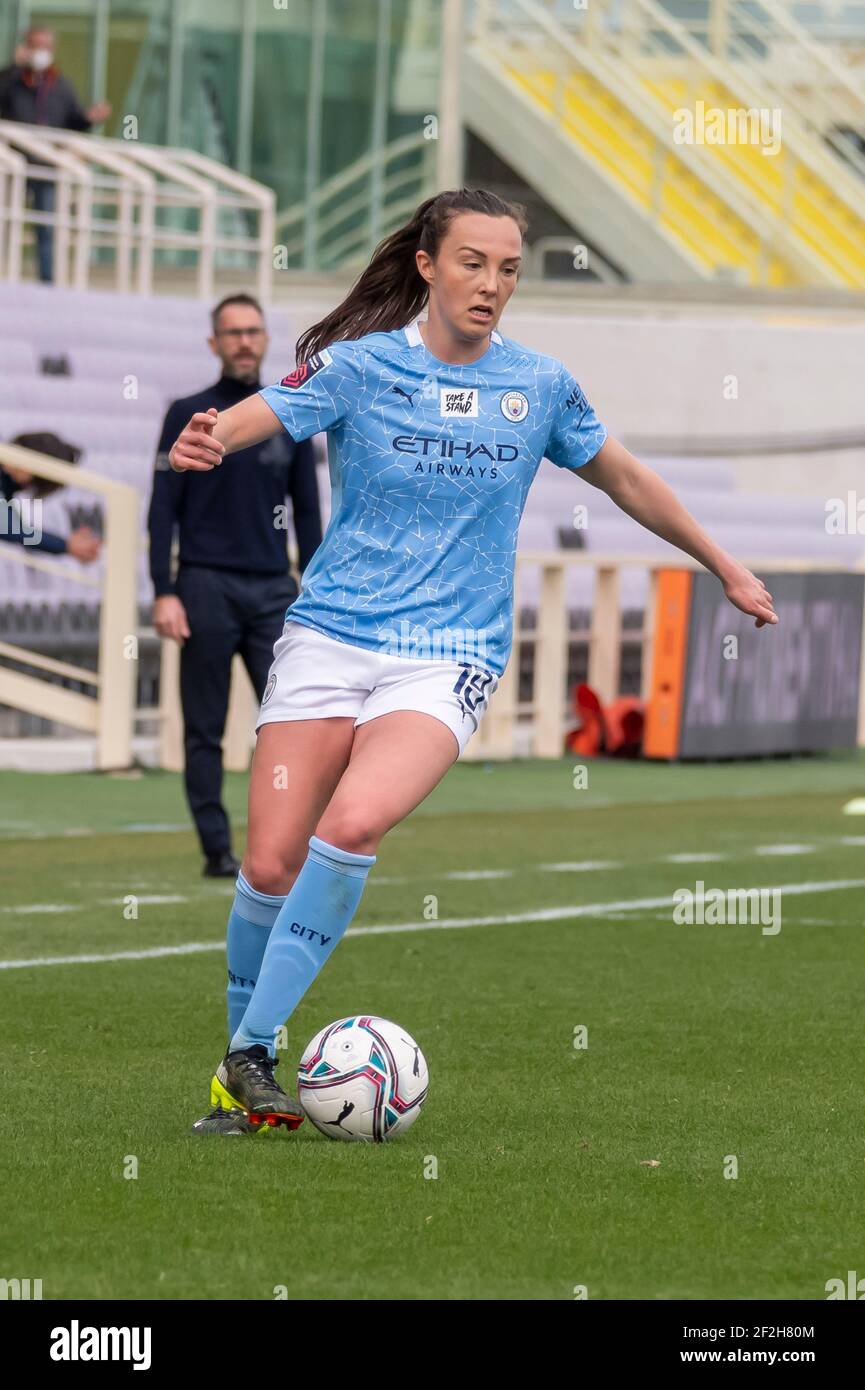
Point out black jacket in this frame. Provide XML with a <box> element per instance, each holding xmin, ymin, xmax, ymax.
<box><xmin>147</xmin><ymin>375</ymin><xmax>322</xmax><ymax>598</ymax></box>
<box><xmin>0</xmin><ymin>65</ymin><xmax>92</xmax><ymax>130</ymax></box>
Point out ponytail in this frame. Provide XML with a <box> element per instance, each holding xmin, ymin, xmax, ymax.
<box><xmin>295</xmin><ymin>187</ymin><xmax>528</xmax><ymax>364</ymax></box>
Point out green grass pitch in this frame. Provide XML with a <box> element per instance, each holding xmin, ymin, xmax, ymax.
<box><xmin>1</xmin><ymin>753</ymin><xmax>864</xmax><ymax>1300</ymax></box>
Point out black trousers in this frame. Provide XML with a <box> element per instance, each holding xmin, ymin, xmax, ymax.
<box><xmin>175</xmin><ymin>564</ymin><xmax>298</xmax><ymax>857</ymax></box>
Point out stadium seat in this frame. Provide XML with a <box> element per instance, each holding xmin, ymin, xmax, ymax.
<box><xmin>0</xmin><ymin>338</ymin><xmax>39</xmax><ymax>376</ymax></box>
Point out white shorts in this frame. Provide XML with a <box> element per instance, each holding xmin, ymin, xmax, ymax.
<box><xmin>256</xmin><ymin>620</ymin><xmax>499</xmax><ymax>757</ymax></box>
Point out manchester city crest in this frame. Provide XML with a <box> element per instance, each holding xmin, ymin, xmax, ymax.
<box><xmin>500</xmin><ymin>390</ymin><xmax>529</xmax><ymax>423</ymax></box>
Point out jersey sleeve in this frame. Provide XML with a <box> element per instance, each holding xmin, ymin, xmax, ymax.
<box><xmin>259</xmin><ymin>340</ymin><xmax>363</xmax><ymax>443</ymax></box>
<box><xmin>544</xmin><ymin>363</ymin><xmax>608</xmax><ymax>471</ymax></box>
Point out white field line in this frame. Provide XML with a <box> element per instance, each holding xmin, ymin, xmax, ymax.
<box><xmin>1</xmin><ymin>877</ymin><xmax>863</xmax><ymax>971</ymax></box>
<box><xmin>1</xmin><ymin>837</ymin><xmax>862</xmax><ymax>915</ymax></box>
<box><xmin>539</xmin><ymin>860</ymin><xmax>620</xmax><ymax>872</ymax></box>
<box><xmin>664</xmin><ymin>852</ymin><xmax>727</xmax><ymax>864</ymax></box>
<box><xmin>754</xmin><ymin>844</ymin><xmax>815</xmax><ymax>856</ymax></box>
<box><xmin>370</xmin><ymin>861</ymin><xmax>619</xmax><ymax>884</ymax></box>
<box><xmin>0</xmin><ymin>904</ymin><xmax>78</xmax><ymax>915</ymax></box>
<box><xmin>446</xmin><ymin>869</ymin><xmax>513</xmax><ymax>881</ymax></box>
<box><xmin>0</xmin><ymin>821</ymin><xmax>213</xmax><ymax>839</ymax></box>
<box><xmin>1</xmin><ymin>895</ymin><xmax>189</xmax><ymax>915</ymax></box>
<box><xmin>98</xmin><ymin>895</ymin><xmax>188</xmax><ymax>905</ymax></box>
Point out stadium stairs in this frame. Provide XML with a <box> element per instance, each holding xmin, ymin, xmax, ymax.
<box><xmin>462</xmin><ymin>0</ymin><xmax>865</xmax><ymax>288</ymax></box>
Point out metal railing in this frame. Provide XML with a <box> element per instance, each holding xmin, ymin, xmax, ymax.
<box><xmin>0</xmin><ymin>441</ymin><xmax>139</xmax><ymax>770</ymax></box>
<box><xmin>623</xmin><ymin>0</ymin><xmax>865</xmax><ymax>283</ymax></box>
<box><xmin>0</xmin><ymin>121</ymin><xmax>275</xmax><ymax>299</ymax></box>
<box><xmin>720</xmin><ymin>2</ymin><xmax>865</xmax><ymax>125</ymax></box>
<box><xmin>274</xmin><ymin>131</ymin><xmax>437</xmax><ymax>271</ymax></box>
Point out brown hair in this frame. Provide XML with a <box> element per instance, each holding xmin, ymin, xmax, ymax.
<box><xmin>10</xmin><ymin>432</ymin><xmax>81</xmax><ymax>498</ymax></box>
<box><xmin>211</xmin><ymin>292</ymin><xmax>264</xmax><ymax>334</ymax></box>
<box><xmin>295</xmin><ymin>187</ymin><xmax>528</xmax><ymax>364</ymax></box>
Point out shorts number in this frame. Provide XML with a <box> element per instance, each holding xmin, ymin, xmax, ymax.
<box><xmin>453</xmin><ymin>666</ymin><xmax>494</xmax><ymax>714</ymax></box>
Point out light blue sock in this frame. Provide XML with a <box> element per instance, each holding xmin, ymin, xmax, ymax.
<box><xmin>229</xmin><ymin>835</ymin><xmax>376</xmax><ymax>1056</ymax></box>
<box><xmin>226</xmin><ymin>870</ymin><xmax>286</xmax><ymax>1041</ymax></box>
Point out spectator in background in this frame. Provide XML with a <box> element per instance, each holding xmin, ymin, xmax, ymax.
<box><xmin>148</xmin><ymin>294</ymin><xmax>322</xmax><ymax>879</ymax></box>
<box><xmin>0</xmin><ymin>25</ymin><xmax>112</xmax><ymax>281</ymax></box>
<box><xmin>1</xmin><ymin>432</ymin><xmax>100</xmax><ymax>562</ymax></box>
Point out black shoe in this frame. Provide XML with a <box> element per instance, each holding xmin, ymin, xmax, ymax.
<box><xmin>211</xmin><ymin>1044</ymin><xmax>305</xmax><ymax>1131</ymax></box>
<box><xmin>191</xmin><ymin>1105</ymin><xmax>268</xmax><ymax>1137</ymax></box>
<box><xmin>203</xmin><ymin>850</ymin><xmax>241</xmax><ymax>878</ymax></box>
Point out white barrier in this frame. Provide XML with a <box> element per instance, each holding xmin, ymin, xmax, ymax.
<box><xmin>0</xmin><ymin>440</ymin><xmax>139</xmax><ymax>769</ymax></box>
<box><xmin>0</xmin><ymin>121</ymin><xmax>275</xmax><ymax>300</ymax></box>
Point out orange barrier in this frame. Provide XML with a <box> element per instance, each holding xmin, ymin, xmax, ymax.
<box><xmin>642</xmin><ymin>569</ymin><xmax>693</xmax><ymax>759</ymax></box>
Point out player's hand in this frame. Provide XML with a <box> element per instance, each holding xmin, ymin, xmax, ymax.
<box><xmin>153</xmin><ymin>595</ymin><xmax>191</xmax><ymax>644</ymax></box>
<box><xmin>66</xmin><ymin>527</ymin><xmax>101</xmax><ymax>563</ymax></box>
<box><xmin>721</xmin><ymin>563</ymin><xmax>778</xmax><ymax>628</ymax></box>
<box><xmin>168</xmin><ymin>409</ymin><xmax>224</xmax><ymax>472</ymax></box>
<box><xmin>87</xmin><ymin>101</ymin><xmax>112</xmax><ymax>124</ymax></box>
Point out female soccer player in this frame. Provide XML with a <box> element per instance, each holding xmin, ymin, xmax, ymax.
<box><xmin>168</xmin><ymin>188</ymin><xmax>777</xmax><ymax>1135</ymax></box>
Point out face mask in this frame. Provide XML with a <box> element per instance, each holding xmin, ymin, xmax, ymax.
<box><xmin>28</xmin><ymin>50</ymin><xmax>54</xmax><ymax>72</ymax></box>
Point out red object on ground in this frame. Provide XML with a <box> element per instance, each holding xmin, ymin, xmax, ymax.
<box><xmin>565</xmin><ymin>683</ymin><xmax>645</xmax><ymax>757</ymax></box>
<box><xmin>567</xmin><ymin>683</ymin><xmax>604</xmax><ymax>756</ymax></box>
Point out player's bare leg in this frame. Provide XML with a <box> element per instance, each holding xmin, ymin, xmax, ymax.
<box><xmin>315</xmin><ymin>710</ymin><xmax>459</xmax><ymax>855</ymax></box>
<box><xmin>243</xmin><ymin>717</ymin><xmax>359</xmax><ymax>892</ymax></box>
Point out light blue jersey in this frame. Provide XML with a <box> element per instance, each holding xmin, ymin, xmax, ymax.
<box><xmin>259</xmin><ymin>320</ymin><xmax>607</xmax><ymax>676</ymax></box>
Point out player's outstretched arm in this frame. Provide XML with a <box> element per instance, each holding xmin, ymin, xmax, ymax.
<box><xmin>578</xmin><ymin>435</ymin><xmax>779</xmax><ymax>629</ymax></box>
<box><xmin>168</xmin><ymin>395</ymin><xmax>282</xmax><ymax>472</ymax></box>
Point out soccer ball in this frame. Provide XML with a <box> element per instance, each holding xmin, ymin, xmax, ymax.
<box><xmin>297</xmin><ymin>1015</ymin><xmax>428</xmax><ymax>1142</ymax></box>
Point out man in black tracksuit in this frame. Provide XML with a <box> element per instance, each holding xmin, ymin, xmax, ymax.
<box><xmin>148</xmin><ymin>293</ymin><xmax>322</xmax><ymax>878</ymax></box>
